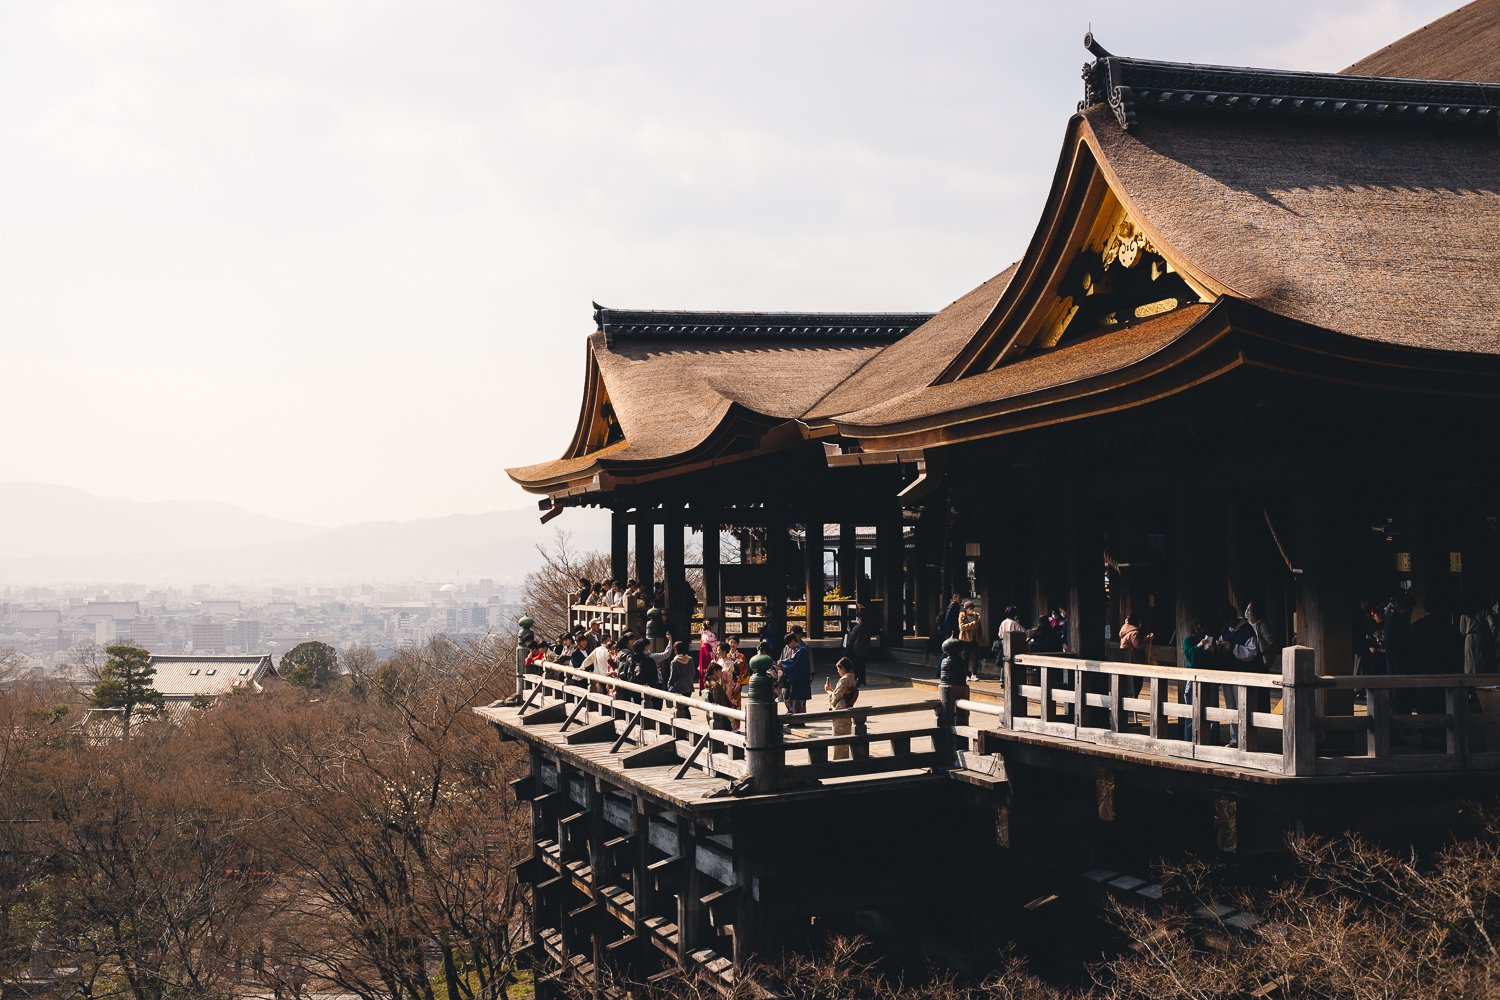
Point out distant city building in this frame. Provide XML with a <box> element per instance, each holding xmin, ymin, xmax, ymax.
<box><xmin>15</xmin><ymin>609</ymin><xmax>60</xmax><ymax>630</ymax></box>
<box><xmin>84</xmin><ymin>601</ymin><xmax>139</xmax><ymax>622</ymax></box>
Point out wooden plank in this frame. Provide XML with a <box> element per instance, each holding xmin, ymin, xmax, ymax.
<box><xmin>1368</xmin><ymin>692</ymin><xmax>1386</xmax><ymax>761</ymax></box>
<box><xmin>786</xmin><ymin>727</ymin><xmax>939</xmax><ymax>752</ymax></box>
<box><xmin>621</xmin><ymin>740</ymin><xmax>680</xmax><ymax>769</ymax></box>
<box><xmin>603</xmin><ymin>794</ymin><xmax>634</xmax><ymax>832</ymax></box>
<box><xmin>780</xmin><ymin>750</ymin><xmax>945</xmax><ymax>782</ymax></box>
<box><xmin>1015</xmin><ymin>653</ymin><xmax>1283</xmax><ymax>689</ymax></box>
<box><xmin>1315</xmin><ymin>753</ymin><xmax>1464</xmax><ymax>776</ymax></box>
<box><xmin>610</xmin><ymin>710</ymin><xmax>643</xmax><ymax>754</ymax></box>
<box><xmin>565</xmin><ymin>719</ymin><xmax>618</xmax><ymax>745</ymax></box>
<box><xmin>648</xmin><ymin>817</ymin><xmax>678</xmax><ymax>855</ymax></box>
<box><xmin>1148</xmin><ymin>677</ymin><xmax>1164</xmax><ymax>740</ymax></box>
<box><xmin>695</xmin><ymin>840</ymin><xmax>736</xmax><ymax>884</ymax></box>
<box><xmin>674</xmin><ymin>730</ymin><xmax>713</xmax><ymax>781</ymax></box>
<box><xmin>521</xmin><ymin>702</ymin><xmax>568</xmax><ymax>726</ymax></box>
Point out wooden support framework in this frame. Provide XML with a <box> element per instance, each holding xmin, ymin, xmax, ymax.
<box><xmin>611</xmin><ymin>509</ymin><xmax>629</xmax><ymax>587</ymax></box>
<box><xmin>634</xmin><ymin>513</ymin><xmax>655</xmax><ymax>592</ymax></box>
<box><xmin>804</xmin><ymin>521</ymin><xmax>826</xmax><ymax>638</ymax></box>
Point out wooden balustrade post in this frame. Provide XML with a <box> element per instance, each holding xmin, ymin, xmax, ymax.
<box><xmin>938</xmin><ymin>637</ymin><xmax>967</xmax><ymax>765</ymax></box>
<box><xmin>512</xmin><ymin>615</ymin><xmax>534</xmax><ymax>705</ymax></box>
<box><xmin>745</xmin><ymin>652</ymin><xmax>782</xmax><ymax>793</ymax></box>
<box><xmin>1003</xmin><ymin>633</ymin><xmax>1024</xmax><ymax>729</ymax></box>
<box><xmin>1447</xmin><ymin>684</ymin><xmax>1469</xmax><ymax>759</ymax></box>
<box><xmin>1281</xmin><ymin>646</ymin><xmax>1318</xmax><ymax>776</ymax></box>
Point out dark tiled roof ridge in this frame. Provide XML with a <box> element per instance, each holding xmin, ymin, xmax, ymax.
<box><xmin>592</xmin><ymin>302</ymin><xmax>935</xmax><ymax>347</ymax></box>
<box><xmin>1081</xmin><ymin>32</ymin><xmax>1500</xmax><ymax>132</ymax></box>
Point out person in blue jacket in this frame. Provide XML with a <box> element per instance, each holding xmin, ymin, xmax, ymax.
<box><xmin>779</xmin><ymin>632</ymin><xmax>812</xmax><ymax>716</ymax></box>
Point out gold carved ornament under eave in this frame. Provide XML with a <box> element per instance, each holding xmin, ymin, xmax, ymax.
<box><xmin>1031</xmin><ymin>209</ymin><xmax>1201</xmax><ymax>353</ymax></box>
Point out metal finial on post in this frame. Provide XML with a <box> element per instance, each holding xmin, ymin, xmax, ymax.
<box><xmin>506</xmin><ymin>614</ymin><xmax>535</xmax><ymax>706</ymax></box>
<box><xmin>745</xmin><ymin>652</ymin><xmax>781</xmax><ymax>793</ymax></box>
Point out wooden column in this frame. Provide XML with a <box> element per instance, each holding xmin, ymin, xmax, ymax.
<box><xmin>701</xmin><ymin>516</ymin><xmax>721</xmax><ymax>609</ymax></box>
<box><xmin>610</xmin><ymin>509</ymin><xmax>629</xmax><ymax>586</ymax></box>
<box><xmin>663</xmin><ymin>508</ymin><xmax>687</xmax><ymax>637</ymax></box>
<box><xmin>1173</xmin><ymin>492</ymin><xmax>1229</xmax><ymax>666</ymax></box>
<box><xmin>804</xmin><ymin>521</ymin><xmax>825</xmax><ymax>638</ymax></box>
<box><xmin>765</xmin><ymin>513</ymin><xmax>789</xmax><ymax>642</ymax></box>
<box><xmin>1297</xmin><ymin>485</ymin><xmax>1355</xmax><ymax>675</ymax></box>
<box><xmin>1067</xmin><ymin>487</ymin><xmax>1106</xmax><ymax>661</ymax></box>
<box><xmin>633</xmin><ymin>514</ymin><xmax>654</xmax><ymax>590</ymax></box>
<box><xmin>912</xmin><ymin>508</ymin><xmax>937</xmax><ymax>638</ymax></box>
<box><xmin>877</xmin><ymin>512</ymin><xmax>905</xmax><ymax>642</ymax></box>
<box><xmin>837</xmin><ymin>523</ymin><xmax>857</xmax><ymax>597</ymax></box>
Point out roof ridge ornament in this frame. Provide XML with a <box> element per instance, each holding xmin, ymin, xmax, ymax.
<box><xmin>1079</xmin><ymin>39</ymin><xmax>1500</xmax><ymax>133</ymax></box>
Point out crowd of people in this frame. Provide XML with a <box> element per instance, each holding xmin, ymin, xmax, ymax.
<box><xmin>524</xmin><ymin>610</ymin><xmax>871</xmax><ymax>731</ymax></box>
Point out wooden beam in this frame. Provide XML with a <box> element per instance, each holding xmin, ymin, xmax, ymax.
<box><xmin>521</xmin><ymin>702</ymin><xmax>567</xmax><ymax>726</ymax></box>
<box><xmin>611</xmin><ymin>509</ymin><xmax>629</xmax><ymax>587</ymax></box>
<box><xmin>702</xmin><ymin>513</ymin><xmax>722</xmax><ymax>608</ymax></box>
<box><xmin>804</xmin><ymin>520</ymin><xmax>826</xmax><ymax>639</ymax></box>
<box><xmin>621</xmin><ymin>739</ymin><xmax>680</xmax><ymax>769</ymax></box>
<box><xmin>633</xmin><ymin>515</ymin><xmax>654</xmax><ymax>591</ymax></box>
<box><xmin>565</xmin><ymin>719</ymin><xmax>618</xmax><ymax>745</ymax></box>
<box><xmin>838</xmin><ymin>522</ymin><xmax>858</xmax><ymax>597</ymax></box>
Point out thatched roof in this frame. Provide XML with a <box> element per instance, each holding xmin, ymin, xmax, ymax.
<box><xmin>507</xmin><ymin>314</ymin><xmax>927</xmax><ymax>491</ymax></box>
<box><xmin>509</xmin><ymin>7</ymin><xmax>1500</xmax><ymax>495</ymax></box>
<box><xmin>1343</xmin><ymin>0</ymin><xmax>1500</xmax><ymax>81</ymax></box>
<box><xmin>1080</xmin><ymin>104</ymin><xmax>1500</xmax><ymax>355</ymax></box>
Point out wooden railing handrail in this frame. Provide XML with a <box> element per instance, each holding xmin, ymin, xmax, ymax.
<box><xmin>1014</xmin><ymin>653</ymin><xmax>1284</xmax><ymax>689</ymax></box>
<box><xmin>1321</xmin><ymin>673</ymin><xmax>1500</xmax><ymax>690</ymax></box>
<box><xmin>531</xmin><ymin>660</ymin><xmax>746</xmax><ymax>723</ymax></box>
<box><xmin>789</xmin><ymin>700</ymin><xmax>941</xmax><ymax>725</ymax></box>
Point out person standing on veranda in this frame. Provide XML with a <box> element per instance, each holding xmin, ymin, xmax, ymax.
<box><xmin>958</xmin><ymin>600</ymin><xmax>983</xmax><ymax>681</ymax></box>
<box><xmin>825</xmin><ymin>656</ymin><xmax>859</xmax><ymax>760</ymax></box>
<box><xmin>779</xmin><ymin>632</ymin><xmax>812</xmax><ymax>716</ymax></box>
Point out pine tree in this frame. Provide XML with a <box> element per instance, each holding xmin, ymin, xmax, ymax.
<box><xmin>90</xmin><ymin>644</ymin><xmax>165</xmax><ymax>739</ymax></box>
<box><xmin>280</xmin><ymin>641</ymin><xmax>338</xmax><ymax>689</ymax></box>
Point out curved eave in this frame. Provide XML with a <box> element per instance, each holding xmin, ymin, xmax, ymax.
<box><xmin>836</xmin><ymin>299</ymin><xmax>1500</xmax><ymax>456</ymax></box>
<box><xmin>938</xmin><ymin>112</ymin><xmax>1229</xmax><ymax>382</ymax></box>
<box><xmin>506</xmin><ymin>401</ymin><xmax>809</xmax><ymax>498</ymax></box>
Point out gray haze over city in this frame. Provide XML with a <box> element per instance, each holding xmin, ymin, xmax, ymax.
<box><xmin>0</xmin><ymin>1</ymin><xmax>1457</xmax><ymax>664</ymax></box>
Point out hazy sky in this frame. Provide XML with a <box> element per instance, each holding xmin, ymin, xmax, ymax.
<box><xmin>1</xmin><ymin>0</ymin><xmax>1458</xmax><ymax>526</ymax></box>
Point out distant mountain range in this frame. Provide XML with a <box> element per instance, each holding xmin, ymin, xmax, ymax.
<box><xmin>0</xmin><ymin>483</ymin><xmax>609</xmax><ymax>585</ymax></box>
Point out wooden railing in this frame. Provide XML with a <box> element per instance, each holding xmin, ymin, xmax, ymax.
<box><xmin>989</xmin><ymin>644</ymin><xmax>1500</xmax><ymax>777</ymax></box>
<box><xmin>779</xmin><ymin>700</ymin><xmax>943</xmax><ymax>782</ymax></box>
<box><xmin>510</xmin><ymin>660</ymin><xmax>945</xmax><ymax>790</ymax></box>
<box><xmin>516</xmin><ymin>661</ymin><xmax>747</xmax><ymax>782</ymax></box>
<box><xmin>718</xmin><ymin>598</ymin><xmax>884</xmax><ymax>640</ymax></box>
<box><xmin>568</xmin><ymin>603</ymin><xmax>634</xmax><ymax>637</ymax></box>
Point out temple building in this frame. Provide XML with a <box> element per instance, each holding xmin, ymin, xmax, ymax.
<box><xmin>491</xmin><ymin>4</ymin><xmax>1500</xmax><ymax>995</ymax></box>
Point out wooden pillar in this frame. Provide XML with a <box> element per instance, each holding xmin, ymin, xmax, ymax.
<box><xmin>1173</xmin><ymin>492</ymin><xmax>1228</xmax><ymax>666</ymax></box>
<box><xmin>804</xmin><ymin>521</ymin><xmax>825</xmax><ymax>638</ymax></box>
<box><xmin>1067</xmin><ymin>487</ymin><xmax>1106</xmax><ymax>661</ymax></box>
<box><xmin>837</xmin><ymin>523</ymin><xmax>857</xmax><ymax>597</ymax></box>
<box><xmin>912</xmin><ymin>508</ymin><xmax>937</xmax><ymax>638</ymax></box>
<box><xmin>763</xmin><ymin>513</ymin><xmax>789</xmax><ymax>642</ymax></box>
<box><xmin>633</xmin><ymin>514</ymin><xmax>654</xmax><ymax>590</ymax></box>
<box><xmin>877</xmin><ymin>511</ymin><xmax>905</xmax><ymax>641</ymax></box>
<box><xmin>1297</xmin><ymin>485</ymin><xmax>1354</xmax><ymax>675</ymax></box>
<box><xmin>663</xmin><ymin>508</ymin><xmax>687</xmax><ymax>637</ymax></box>
<box><xmin>701</xmin><ymin>515</ymin><xmax>721</xmax><ymax>609</ymax></box>
<box><xmin>610</xmin><ymin>509</ymin><xmax>629</xmax><ymax>586</ymax></box>
<box><xmin>676</xmin><ymin>819</ymin><xmax>702</xmax><ymax>961</ymax></box>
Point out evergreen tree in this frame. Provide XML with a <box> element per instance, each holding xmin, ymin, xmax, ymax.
<box><xmin>280</xmin><ymin>641</ymin><xmax>338</xmax><ymax>688</ymax></box>
<box><xmin>90</xmin><ymin>644</ymin><xmax>165</xmax><ymax>739</ymax></box>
